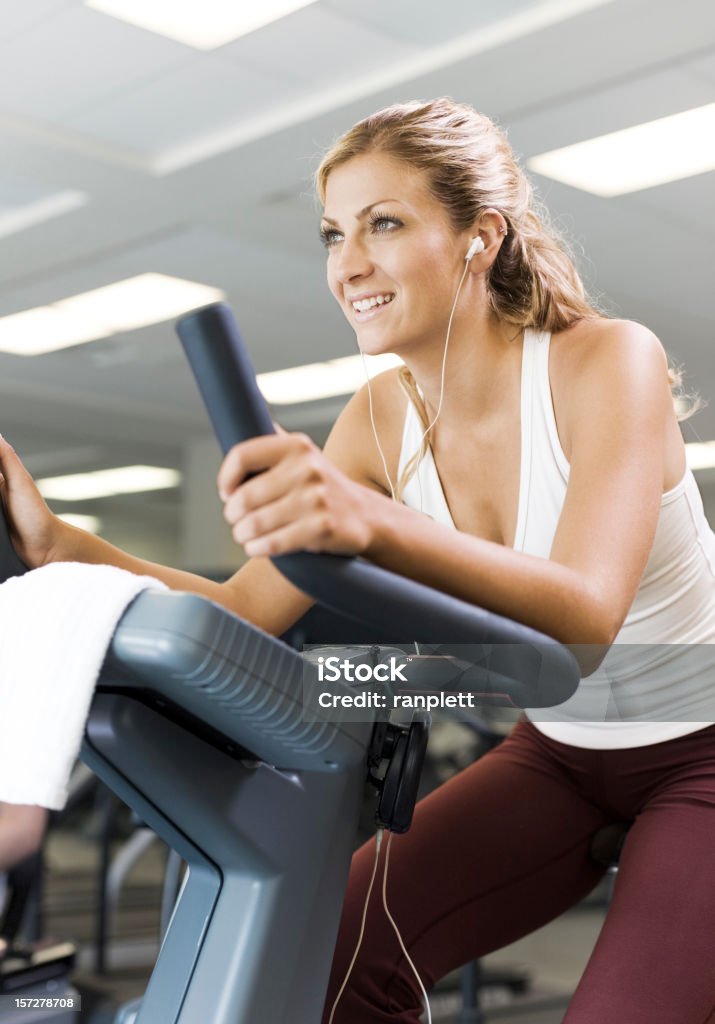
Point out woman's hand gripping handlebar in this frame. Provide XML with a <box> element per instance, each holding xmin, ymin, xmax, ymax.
<box><xmin>176</xmin><ymin>303</ymin><xmax>376</xmax><ymax>560</ymax></box>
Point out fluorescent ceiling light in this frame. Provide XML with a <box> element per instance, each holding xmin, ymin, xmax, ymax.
<box><xmin>85</xmin><ymin>0</ymin><xmax>318</xmax><ymax>49</ymax></box>
<box><xmin>527</xmin><ymin>103</ymin><xmax>715</xmax><ymax>196</ymax></box>
<box><xmin>37</xmin><ymin>466</ymin><xmax>181</xmax><ymax>501</ymax></box>
<box><xmin>56</xmin><ymin>513</ymin><xmax>102</xmax><ymax>534</ymax></box>
<box><xmin>0</xmin><ymin>307</ymin><xmax>111</xmax><ymax>354</ymax></box>
<box><xmin>0</xmin><ymin>190</ymin><xmax>87</xmax><ymax>240</ymax></box>
<box><xmin>56</xmin><ymin>274</ymin><xmax>224</xmax><ymax>333</ymax></box>
<box><xmin>0</xmin><ymin>274</ymin><xmax>224</xmax><ymax>355</ymax></box>
<box><xmin>258</xmin><ymin>353</ymin><xmax>404</xmax><ymax>405</ymax></box>
<box><xmin>685</xmin><ymin>442</ymin><xmax>715</xmax><ymax>471</ymax></box>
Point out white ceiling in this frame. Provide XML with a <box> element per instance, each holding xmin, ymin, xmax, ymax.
<box><xmin>0</xmin><ymin>0</ymin><xmax>714</xmax><ymax>561</ymax></box>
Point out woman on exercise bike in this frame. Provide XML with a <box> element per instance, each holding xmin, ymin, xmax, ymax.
<box><xmin>1</xmin><ymin>98</ymin><xmax>714</xmax><ymax>1024</ymax></box>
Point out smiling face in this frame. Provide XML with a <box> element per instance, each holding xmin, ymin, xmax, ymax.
<box><xmin>320</xmin><ymin>151</ymin><xmax>471</xmax><ymax>357</ymax></box>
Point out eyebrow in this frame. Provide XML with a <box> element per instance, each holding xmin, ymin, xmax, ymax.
<box><xmin>320</xmin><ymin>199</ymin><xmax>401</xmax><ymax>227</ymax></box>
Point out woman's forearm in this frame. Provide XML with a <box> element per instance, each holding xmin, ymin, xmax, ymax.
<box><xmin>363</xmin><ymin>491</ymin><xmax>611</xmax><ymax>647</ymax></box>
<box><xmin>48</xmin><ymin>522</ymin><xmax>316</xmax><ymax>636</ymax></box>
<box><xmin>49</xmin><ymin>523</ymin><xmax>236</xmax><ymax>612</ymax></box>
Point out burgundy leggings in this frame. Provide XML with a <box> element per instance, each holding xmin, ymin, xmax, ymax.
<box><xmin>321</xmin><ymin>718</ymin><xmax>715</xmax><ymax>1024</ymax></box>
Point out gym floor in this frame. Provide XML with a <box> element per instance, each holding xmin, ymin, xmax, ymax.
<box><xmin>42</xmin><ymin>821</ymin><xmax>610</xmax><ymax>1024</ymax></box>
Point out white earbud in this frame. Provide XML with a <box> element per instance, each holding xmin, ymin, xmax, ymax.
<box><xmin>465</xmin><ymin>236</ymin><xmax>485</xmax><ymax>261</ymax></box>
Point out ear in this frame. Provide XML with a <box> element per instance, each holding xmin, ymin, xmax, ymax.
<box><xmin>464</xmin><ymin>208</ymin><xmax>509</xmax><ymax>273</ymax></box>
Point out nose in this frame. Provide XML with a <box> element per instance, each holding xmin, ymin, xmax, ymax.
<box><xmin>335</xmin><ymin>234</ymin><xmax>373</xmax><ymax>285</ymax></box>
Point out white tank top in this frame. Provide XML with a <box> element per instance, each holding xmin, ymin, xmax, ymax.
<box><xmin>397</xmin><ymin>327</ymin><xmax>715</xmax><ymax>748</ymax></box>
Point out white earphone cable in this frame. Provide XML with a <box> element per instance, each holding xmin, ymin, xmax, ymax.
<box><xmin>414</xmin><ymin>256</ymin><xmax>470</xmax><ymax>514</ymax></box>
<box><xmin>382</xmin><ymin>830</ymin><xmax>433</xmax><ymax>1024</ymax></box>
<box><xmin>362</xmin><ymin>349</ymin><xmax>396</xmax><ymax>501</ymax></box>
<box><xmin>327</xmin><ymin>827</ymin><xmax>385</xmax><ymax>1024</ymax></box>
<box><xmin>363</xmin><ymin>253</ymin><xmax>473</xmax><ymax>510</ymax></box>
<box><xmin>421</xmin><ymin>257</ymin><xmax>471</xmax><ymax>448</ymax></box>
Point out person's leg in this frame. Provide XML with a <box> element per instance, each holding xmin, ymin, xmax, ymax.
<box><xmin>0</xmin><ymin>802</ymin><xmax>47</xmax><ymax>957</ymax></box>
<box><xmin>0</xmin><ymin>802</ymin><xmax>48</xmax><ymax>872</ymax></box>
<box><xmin>321</xmin><ymin>721</ymin><xmax>609</xmax><ymax>1024</ymax></box>
<box><xmin>564</xmin><ymin>727</ymin><xmax>715</xmax><ymax>1024</ymax></box>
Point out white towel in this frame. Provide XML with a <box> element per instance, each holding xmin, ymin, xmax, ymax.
<box><xmin>0</xmin><ymin>562</ymin><xmax>167</xmax><ymax>809</ymax></box>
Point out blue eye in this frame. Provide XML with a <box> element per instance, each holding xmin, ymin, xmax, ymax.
<box><xmin>369</xmin><ymin>211</ymin><xmax>402</xmax><ymax>234</ymax></box>
<box><xmin>319</xmin><ymin>226</ymin><xmax>342</xmax><ymax>248</ymax></box>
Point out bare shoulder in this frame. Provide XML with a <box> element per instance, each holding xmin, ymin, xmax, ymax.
<box><xmin>322</xmin><ymin>366</ymin><xmax>407</xmax><ymax>493</ymax></box>
<box><xmin>553</xmin><ymin>317</ymin><xmax>669</xmax><ymax>380</ymax></box>
<box><xmin>551</xmin><ymin>318</ymin><xmax>671</xmax><ymax>452</ymax></box>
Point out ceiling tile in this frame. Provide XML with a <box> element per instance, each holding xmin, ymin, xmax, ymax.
<box><xmin>219</xmin><ymin>4</ymin><xmax>420</xmax><ymax>86</ymax></box>
<box><xmin>0</xmin><ymin>0</ymin><xmax>70</xmax><ymax>45</ymax></box>
<box><xmin>0</xmin><ymin>173</ymin><xmax>65</xmax><ymax>208</ymax></box>
<box><xmin>62</xmin><ymin>57</ymin><xmax>297</xmax><ymax>153</ymax></box>
<box><xmin>632</xmin><ymin>169</ymin><xmax>715</xmax><ymax>233</ymax></box>
<box><xmin>0</xmin><ymin>4</ymin><xmax>189</xmax><ymax>121</ymax></box>
<box><xmin>324</xmin><ymin>0</ymin><xmax>539</xmax><ymax>46</ymax></box>
<box><xmin>686</xmin><ymin>48</ymin><xmax>715</xmax><ymax>88</ymax></box>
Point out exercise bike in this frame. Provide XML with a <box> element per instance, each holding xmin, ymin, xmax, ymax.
<box><xmin>0</xmin><ymin>303</ymin><xmax>580</xmax><ymax>1022</ymax></box>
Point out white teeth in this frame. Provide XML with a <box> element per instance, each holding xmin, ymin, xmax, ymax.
<box><xmin>352</xmin><ymin>293</ymin><xmax>394</xmax><ymax>312</ymax></box>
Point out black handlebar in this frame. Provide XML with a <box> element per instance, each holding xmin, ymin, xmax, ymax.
<box><xmin>176</xmin><ymin>303</ymin><xmax>276</xmax><ymax>449</ymax></box>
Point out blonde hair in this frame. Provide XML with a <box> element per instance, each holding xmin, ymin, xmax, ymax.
<box><xmin>315</xmin><ymin>98</ymin><xmax>696</xmax><ymax>498</ymax></box>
